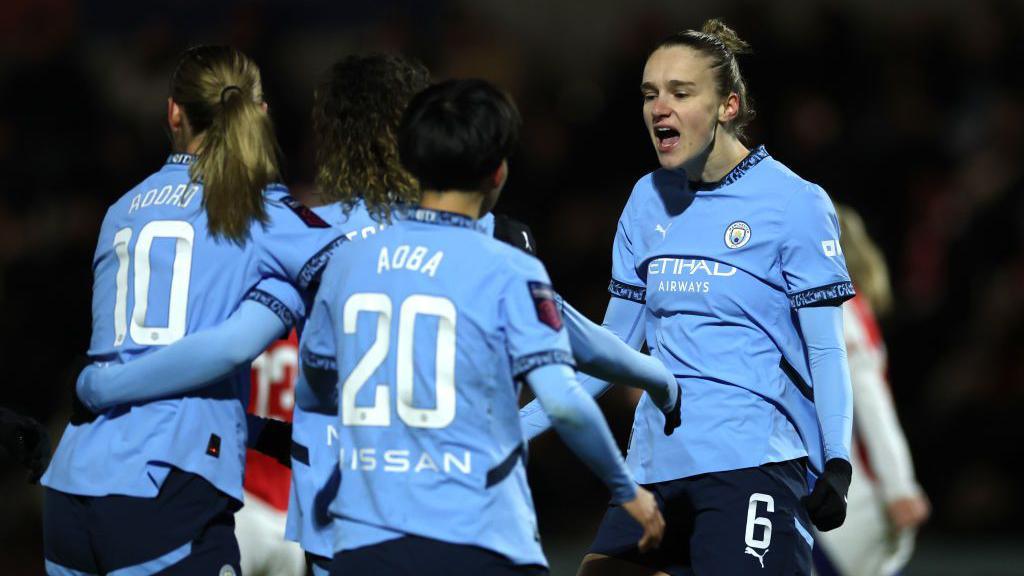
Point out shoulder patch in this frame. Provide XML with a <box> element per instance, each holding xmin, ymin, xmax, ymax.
<box><xmin>528</xmin><ymin>281</ymin><xmax>563</xmax><ymax>331</ymax></box>
<box><xmin>281</xmin><ymin>195</ymin><xmax>329</xmax><ymax>228</ymax></box>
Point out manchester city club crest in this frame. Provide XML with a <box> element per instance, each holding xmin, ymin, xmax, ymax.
<box><xmin>724</xmin><ymin>221</ymin><xmax>751</xmax><ymax>249</ymax></box>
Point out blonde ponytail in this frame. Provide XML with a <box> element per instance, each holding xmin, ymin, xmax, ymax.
<box><xmin>170</xmin><ymin>46</ymin><xmax>281</xmax><ymax>244</ymax></box>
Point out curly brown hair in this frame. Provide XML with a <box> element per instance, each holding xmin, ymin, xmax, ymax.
<box><xmin>312</xmin><ymin>54</ymin><xmax>430</xmax><ymax>221</ymax></box>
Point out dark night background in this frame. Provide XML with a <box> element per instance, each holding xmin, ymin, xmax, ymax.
<box><xmin>2</xmin><ymin>0</ymin><xmax>1023</xmax><ymax>573</ymax></box>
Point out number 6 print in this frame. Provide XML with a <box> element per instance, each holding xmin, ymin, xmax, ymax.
<box><xmin>745</xmin><ymin>492</ymin><xmax>774</xmax><ymax>549</ymax></box>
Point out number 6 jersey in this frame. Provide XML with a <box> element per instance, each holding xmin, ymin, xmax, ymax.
<box><xmin>43</xmin><ymin>154</ymin><xmax>346</xmax><ymax>501</ymax></box>
<box><xmin>611</xmin><ymin>146</ymin><xmax>855</xmax><ymax>483</ymax></box>
<box><xmin>300</xmin><ymin>207</ymin><xmax>574</xmax><ymax>567</ymax></box>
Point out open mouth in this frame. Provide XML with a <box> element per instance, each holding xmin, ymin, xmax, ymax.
<box><xmin>654</xmin><ymin>126</ymin><xmax>680</xmax><ymax>152</ymax></box>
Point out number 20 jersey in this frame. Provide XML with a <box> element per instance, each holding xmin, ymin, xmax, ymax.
<box><xmin>301</xmin><ymin>207</ymin><xmax>573</xmax><ymax>567</ymax></box>
<box><xmin>42</xmin><ymin>154</ymin><xmax>345</xmax><ymax>501</ymax></box>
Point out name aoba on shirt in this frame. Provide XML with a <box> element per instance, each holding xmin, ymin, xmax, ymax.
<box><xmin>377</xmin><ymin>244</ymin><xmax>444</xmax><ymax>277</ymax></box>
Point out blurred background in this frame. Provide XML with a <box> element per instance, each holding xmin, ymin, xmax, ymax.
<box><xmin>1</xmin><ymin>0</ymin><xmax>1023</xmax><ymax>573</ymax></box>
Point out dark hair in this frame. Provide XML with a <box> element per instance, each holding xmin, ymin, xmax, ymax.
<box><xmin>312</xmin><ymin>54</ymin><xmax>431</xmax><ymax>221</ymax></box>
<box><xmin>398</xmin><ymin>79</ymin><xmax>521</xmax><ymax>192</ymax></box>
<box><xmin>170</xmin><ymin>45</ymin><xmax>281</xmax><ymax>244</ymax></box>
<box><xmin>653</xmin><ymin>19</ymin><xmax>756</xmax><ymax>139</ymax></box>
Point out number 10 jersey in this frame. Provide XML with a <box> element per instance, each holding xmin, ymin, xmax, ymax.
<box><xmin>43</xmin><ymin>154</ymin><xmax>345</xmax><ymax>502</ymax></box>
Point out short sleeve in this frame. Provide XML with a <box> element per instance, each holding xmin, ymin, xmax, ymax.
<box><xmin>501</xmin><ymin>257</ymin><xmax>576</xmax><ymax>379</ymax></box>
<box><xmin>780</xmin><ymin>185</ymin><xmax>855</xmax><ymax>308</ymax></box>
<box><xmin>609</xmin><ymin>206</ymin><xmax>646</xmax><ymax>304</ymax></box>
<box><xmin>300</xmin><ymin>284</ymin><xmax>337</xmax><ymax>373</ymax></box>
<box><xmin>256</xmin><ymin>188</ymin><xmax>349</xmax><ymax>293</ymax></box>
<box><xmin>244</xmin><ymin>277</ymin><xmax>306</xmax><ymax>331</ymax></box>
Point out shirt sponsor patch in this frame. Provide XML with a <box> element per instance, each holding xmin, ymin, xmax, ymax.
<box><xmin>528</xmin><ymin>281</ymin><xmax>563</xmax><ymax>331</ymax></box>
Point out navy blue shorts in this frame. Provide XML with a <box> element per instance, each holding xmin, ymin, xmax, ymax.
<box><xmin>330</xmin><ymin>535</ymin><xmax>549</xmax><ymax>576</ymax></box>
<box><xmin>589</xmin><ymin>459</ymin><xmax>813</xmax><ymax>576</ymax></box>
<box><xmin>43</xmin><ymin>468</ymin><xmax>241</xmax><ymax>575</ymax></box>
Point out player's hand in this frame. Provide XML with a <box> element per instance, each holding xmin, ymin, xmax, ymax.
<box><xmin>492</xmin><ymin>214</ymin><xmax>537</xmax><ymax>256</ymax></box>
<box><xmin>887</xmin><ymin>494</ymin><xmax>930</xmax><ymax>530</ymax></box>
<box><xmin>621</xmin><ymin>486</ymin><xmax>665</xmax><ymax>553</ymax></box>
<box><xmin>802</xmin><ymin>458</ymin><xmax>852</xmax><ymax>531</ymax></box>
<box><xmin>661</xmin><ymin>382</ymin><xmax>682</xmax><ymax>436</ymax></box>
<box><xmin>0</xmin><ymin>407</ymin><xmax>51</xmax><ymax>483</ymax></box>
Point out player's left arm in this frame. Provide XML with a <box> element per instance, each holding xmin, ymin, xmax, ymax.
<box><xmin>781</xmin><ymin>185</ymin><xmax>856</xmax><ymax>531</ymax></box>
<box><xmin>558</xmin><ymin>295</ymin><xmax>679</xmax><ymax>417</ymax></box>
<box><xmin>297</xmin><ymin>281</ymin><xmax>339</xmax><ymax>413</ymax></box>
<box><xmin>490</xmin><ymin>213</ymin><xmax>673</xmax><ymax>403</ymax></box>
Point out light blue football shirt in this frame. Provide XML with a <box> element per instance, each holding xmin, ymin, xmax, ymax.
<box><xmin>301</xmin><ymin>207</ymin><xmax>572</xmax><ymax>567</ymax></box>
<box><xmin>42</xmin><ymin>154</ymin><xmax>346</xmax><ymax>501</ymax></box>
<box><xmin>285</xmin><ymin>205</ymin><xmax>497</xmax><ymax>558</ymax></box>
<box><xmin>610</xmin><ymin>146</ymin><xmax>854</xmax><ymax>483</ymax></box>
<box><xmin>285</xmin><ymin>199</ymin><xmax>386</xmax><ymax>556</ymax></box>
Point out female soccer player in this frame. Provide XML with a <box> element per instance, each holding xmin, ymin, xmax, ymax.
<box><xmin>811</xmin><ymin>206</ymin><xmax>929</xmax><ymax>576</ymax></box>
<box><xmin>41</xmin><ymin>46</ymin><xmax>348</xmax><ymax>575</ymax></box>
<box><xmin>76</xmin><ymin>55</ymin><xmax>680</xmax><ymax>575</ymax></box>
<box><xmin>522</xmin><ymin>20</ymin><xmax>856</xmax><ymax>576</ymax></box>
<box><xmin>73</xmin><ymin>53</ymin><xmax>429</xmax><ymax>576</ymax></box>
<box><xmin>306</xmin><ymin>77</ymin><xmax>663</xmax><ymax>576</ymax></box>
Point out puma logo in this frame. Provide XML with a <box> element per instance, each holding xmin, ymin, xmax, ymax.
<box><xmin>655</xmin><ymin>223</ymin><xmax>672</xmax><ymax>238</ymax></box>
<box><xmin>744</xmin><ymin>546</ymin><xmax>768</xmax><ymax>568</ymax></box>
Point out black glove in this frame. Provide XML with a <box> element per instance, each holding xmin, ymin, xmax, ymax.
<box><xmin>0</xmin><ymin>407</ymin><xmax>51</xmax><ymax>483</ymax></box>
<box><xmin>803</xmin><ymin>458</ymin><xmax>852</xmax><ymax>531</ymax></box>
<box><xmin>492</xmin><ymin>214</ymin><xmax>537</xmax><ymax>256</ymax></box>
<box><xmin>247</xmin><ymin>414</ymin><xmax>293</xmax><ymax>468</ymax></box>
<box><xmin>662</xmin><ymin>383</ymin><xmax>682</xmax><ymax>436</ymax></box>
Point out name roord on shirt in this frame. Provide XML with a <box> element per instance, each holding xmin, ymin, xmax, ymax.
<box><xmin>127</xmin><ymin>183</ymin><xmax>200</xmax><ymax>214</ymax></box>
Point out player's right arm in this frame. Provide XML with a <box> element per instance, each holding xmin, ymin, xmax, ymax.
<box><xmin>77</xmin><ymin>277</ymin><xmax>302</xmax><ymax>411</ymax></box>
<box><xmin>524</xmin><ymin>363</ymin><xmax>664</xmax><ymax>551</ymax></box>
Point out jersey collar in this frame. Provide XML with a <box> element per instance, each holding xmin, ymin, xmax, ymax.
<box><xmin>689</xmin><ymin>145</ymin><xmax>768</xmax><ymax>191</ymax></box>
<box><xmin>395</xmin><ymin>206</ymin><xmax>487</xmax><ymax>232</ymax></box>
<box><xmin>165</xmin><ymin>153</ymin><xmax>195</xmax><ymax>167</ymax></box>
